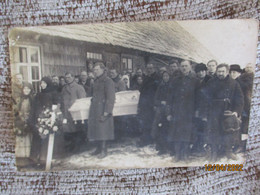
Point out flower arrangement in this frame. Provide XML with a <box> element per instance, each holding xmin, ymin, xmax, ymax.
<box><xmin>36</xmin><ymin>107</ymin><xmax>62</xmax><ymax>139</ymax></box>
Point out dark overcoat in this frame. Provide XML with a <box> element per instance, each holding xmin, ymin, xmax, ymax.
<box><xmin>237</xmin><ymin>72</ymin><xmax>254</xmax><ymax>134</ymax></box>
<box><xmin>151</xmin><ymin>80</ymin><xmax>172</xmax><ymax>139</ymax></box>
<box><xmin>200</xmin><ymin>75</ymin><xmax>244</xmax><ymax>144</ymax></box>
<box><xmin>167</xmin><ymin>73</ymin><xmax>199</xmax><ymax>142</ymax></box>
<box><xmin>112</xmin><ymin>75</ymin><xmax>126</xmax><ymax>92</ymax></box>
<box><xmin>31</xmin><ymin>84</ymin><xmax>57</xmax><ymax>162</ymax></box>
<box><xmin>88</xmin><ymin>73</ymin><xmax>115</xmax><ymax>141</ymax></box>
<box><xmin>78</xmin><ymin>80</ymin><xmax>93</xmax><ymax>97</ymax></box>
<box><xmin>237</xmin><ymin>72</ymin><xmax>254</xmax><ymax>116</ymax></box>
<box><xmin>138</xmin><ymin>72</ymin><xmax>160</xmax><ymax>130</ymax></box>
<box><xmin>61</xmin><ymin>81</ymin><xmax>86</xmax><ymax>133</ymax></box>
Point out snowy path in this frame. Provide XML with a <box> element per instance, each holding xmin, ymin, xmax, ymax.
<box><xmin>51</xmin><ymin>138</ymin><xmax>245</xmax><ymax>171</ymax></box>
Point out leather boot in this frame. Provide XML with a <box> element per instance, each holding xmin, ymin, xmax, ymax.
<box><xmin>98</xmin><ymin>141</ymin><xmax>107</xmax><ymax>159</ymax></box>
<box><xmin>91</xmin><ymin>143</ymin><xmax>101</xmax><ymax>156</ymax></box>
<box><xmin>210</xmin><ymin>151</ymin><xmax>218</xmax><ymax>162</ymax></box>
<box><xmin>226</xmin><ymin>149</ymin><xmax>237</xmax><ymax>160</ymax></box>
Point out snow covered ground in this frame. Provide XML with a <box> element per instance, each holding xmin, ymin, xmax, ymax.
<box><xmin>51</xmin><ymin>138</ymin><xmax>245</xmax><ymax>171</ymax></box>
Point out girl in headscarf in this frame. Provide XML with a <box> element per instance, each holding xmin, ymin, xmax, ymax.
<box><xmin>121</xmin><ymin>75</ymin><xmax>130</xmax><ymax>90</ymax></box>
<box><xmin>15</xmin><ymin>82</ymin><xmax>34</xmax><ymax>167</ymax></box>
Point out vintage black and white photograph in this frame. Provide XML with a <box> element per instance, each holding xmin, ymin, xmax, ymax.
<box><xmin>9</xmin><ymin>20</ymin><xmax>258</xmax><ymax>171</ymax></box>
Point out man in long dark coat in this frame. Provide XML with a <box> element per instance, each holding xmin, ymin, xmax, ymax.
<box><xmin>236</xmin><ymin>63</ymin><xmax>254</xmax><ymax>152</ymax></box>
<box><xmin>61</xmin><ymin>72</ymin><xmax>86</xmax><ymax>153</ymax></box>
<box><xmin>193</xmin><ymin>63</ymin><xmax>212</xmax><ymax>155</ymax></box>
<box><xmin>137</xmin><ymin>63</ymin><xmax>160</xmax><ymax>146</ymax></box>
<box><xmin>88</xmin><ymin>62</ymin><xmax>115</xmax><ymax>158</ymax></box>
<box><xmin>200</xmin><ymin>64</ymin><xmax>244</xmax><ymax>161</ymax></box>
<box><xmin>167</xmin><ymin>60</ymin><xmax>199</xmax><ymax>161</ymax></box>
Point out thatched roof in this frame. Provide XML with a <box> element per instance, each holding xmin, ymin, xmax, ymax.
<box><xmin>12</xmin><ymin>21</ymin><xmax>216</xmax><ymax>63</ymax></box>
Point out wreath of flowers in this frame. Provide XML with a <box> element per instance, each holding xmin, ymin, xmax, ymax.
<box><xmin>36</xmin><ymin>107</ymin><xmax>62</xmax><ymax>139</ymax></box>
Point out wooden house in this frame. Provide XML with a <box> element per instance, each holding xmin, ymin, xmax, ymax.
<box><xmin>9</xmin><ymin>21</ymin><xmax>215</xmax><ymax>92</ymax></box>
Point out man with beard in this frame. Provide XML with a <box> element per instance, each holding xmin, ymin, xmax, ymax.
<box><xmin>51</xmin><ymin>75</ymin><xmax>60</xmax><ymax>90</ymax></box>
<box><xmin>200</xmin><ymin>64</ymin><xmax>244</xmax><ymax>161</ymax></box>
<box><xmin>137</xmin><ymin>63</ymin><xmax>160</xmax><ymax>146</ymax></box>
<box><xmin>51</xmin><ymin>75</ymin><xmax>61</xmax><ymax>103</ymax></box>
<box><xmin>167</xmin><ymin>60</ymin><xmax>199</xmax><ymax>161</ymax></box>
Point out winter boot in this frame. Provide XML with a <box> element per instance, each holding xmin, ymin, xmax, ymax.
<box><xmin>98</xmin><ymin>141</ymin><xmax>107</xmax><ymax>159</ymax></box>
<box><xmin>226</xmin><ymin>149</ymin><xmax>237</xmax><ymax>160</ymax></box>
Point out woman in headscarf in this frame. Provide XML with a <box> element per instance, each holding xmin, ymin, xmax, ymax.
<box><xmin>15</xmin><ymin>82</ymin><xmax>34</xmax><ymax>168</ymax></box>
<box><xmin>30</xmin><ymin>77</ymin><xmax>60</xmax><ymax>168</ymax></box>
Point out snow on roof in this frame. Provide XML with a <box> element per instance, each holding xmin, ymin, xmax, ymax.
<box><xmin>13</xmin><ymin>21</ymin><xmax>216</xmax><ymax>63</ymax></box>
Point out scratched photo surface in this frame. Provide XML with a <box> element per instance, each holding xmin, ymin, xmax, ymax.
<box><xmin>8</xmin><ymin>20</ymin><xmax>258</xmax><ymax>171</ymax></box>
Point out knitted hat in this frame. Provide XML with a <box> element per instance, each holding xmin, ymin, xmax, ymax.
<box><xmin>195</xmin><ymin>63</ymin><xmax>207</xmax><ymax>73</ymax></box>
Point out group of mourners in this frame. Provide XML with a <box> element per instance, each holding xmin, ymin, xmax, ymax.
<box><xmin>137</xmin><ymin>60</ymin><xmax>254</xmax><ymax>162</ymax></box>
<box><xmin>13</xmin><ymin>59</ymin><xmax>254</xmax><ymax>169</ymax></box>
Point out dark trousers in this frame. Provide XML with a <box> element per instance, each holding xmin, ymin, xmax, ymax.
<box><xmin>138</xmin><ymin>111</ymin><xmax>154</xmax><ymax>145</ymax></box>
<box><xmin>174</xmin><ymin>141</ymin><xmax>190</xmax><ymax>161</ymax></box>
<box><xmin>64</xmin><ymin>130</ymin><xmax>86</xmax><ymax>153</ymax></box>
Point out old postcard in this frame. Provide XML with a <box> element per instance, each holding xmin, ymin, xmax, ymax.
<box><xmin>9</xmin><ymin>19</ymin><xmax>258</xmax><ymax>171</ymax></box>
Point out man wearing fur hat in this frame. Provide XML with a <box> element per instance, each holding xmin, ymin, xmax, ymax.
<box><xmin>192</xmin><ymin>63</ymin><xmax>212</xmax><ymax>155</ymax></box>
<box><xmin>200</xmin><ymin>64</ymin><xmax>244</xmax><ymax>161</ymax></box>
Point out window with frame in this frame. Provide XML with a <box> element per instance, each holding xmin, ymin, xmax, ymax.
<box><xmin>122</xmin><ymin>57</ymin><xmax>133</xmax><ymax>72</ymax></box>
<box><xmin>86</xmin><ymin>52</ymin><xmax>102</xmax><ymax>60</ymax></box>
<box><xmin>15</xmin><ymin>46</ymin><xmax>41</xmax><ymax>93</ymax></box>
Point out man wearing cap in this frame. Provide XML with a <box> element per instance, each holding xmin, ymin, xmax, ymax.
<box><xmin>200</xmin><ymin>64</ymin><xmax>244</xmax><ymax>161</ymax></box>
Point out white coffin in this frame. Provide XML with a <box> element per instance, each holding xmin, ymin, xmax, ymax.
<box><xmin>68</xmin><ymin>90</ymin><xmax>140</xmax><ymax>121</ymax></box>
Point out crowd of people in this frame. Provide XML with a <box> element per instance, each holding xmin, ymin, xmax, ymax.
<box><xmin>12</xmin><ymin>58</ymin><xmax>254</xmax><ymax>169</ymax></box>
